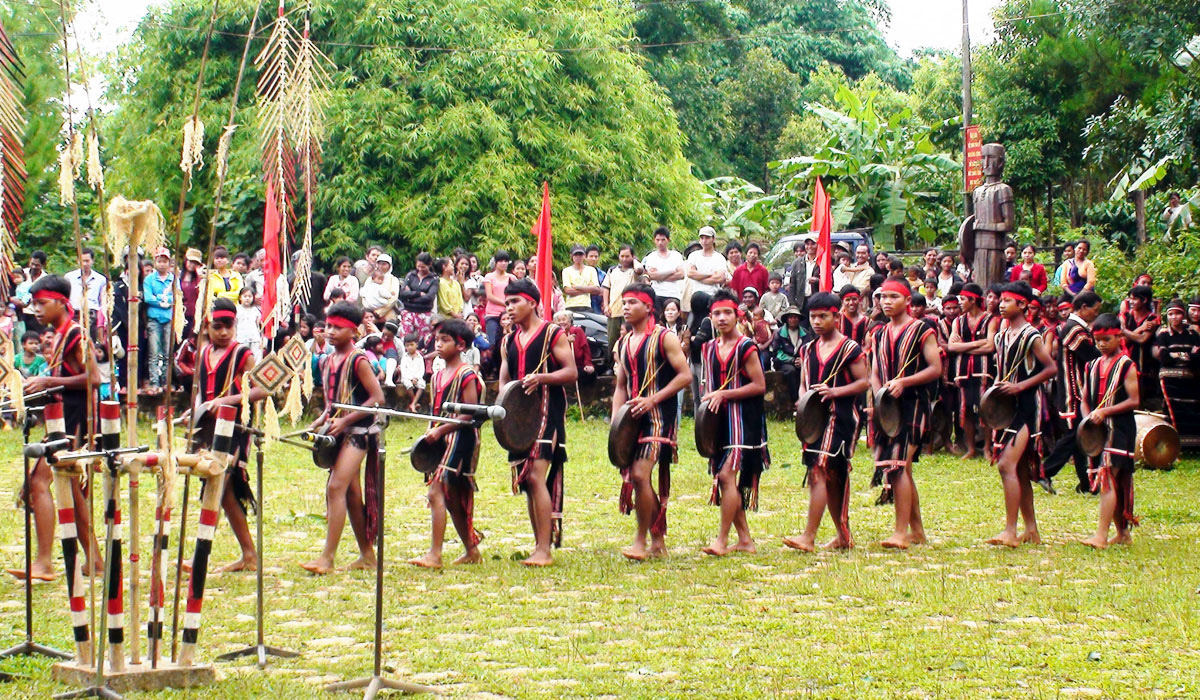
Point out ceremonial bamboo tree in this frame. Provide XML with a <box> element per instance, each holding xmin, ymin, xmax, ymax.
<box><xmin>103</xmin><ymin>0</ymin><xmax>702</xmax><ymax>263</ymax></box>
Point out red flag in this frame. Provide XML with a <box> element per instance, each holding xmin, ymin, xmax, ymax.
<box><xmin>261</xmin><ymin>181</ymin><xmax>282</xmax><ymax>337</ymax></box>
<box><xmin>811</xmin><ymin>177</ymin><xmax>832</xmax><ymax>292</ymax></box>
<box><xmin>532</xmin><ymin>181</ymin><xmax>554</xmax><ymax>319</ymax></box>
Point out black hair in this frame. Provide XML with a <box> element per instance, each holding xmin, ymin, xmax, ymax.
<box><xmin>361</xmin><ymin>335</ymin><xmax>382</xmax><ymax>351</ymax></box>
<box><xmin>30</xmin><ymin>251</ymin><xmax>47</xmax><ymax>264</ymax></box>
<box><xmin>585</xmin><ymin>244</ymin><xmax>600</xmax><ymax>255</ymax></box>
<box><xmin>1002</xmin><ymin>281</ymin><xmax>1035</xmax><ymax>302</ymax></box>
<box><xmin>907</xmin><ymin>265</ymin><xmax>924</xmax><ymax>277</ymax></box>
<box><xmin>838</xmin><ymin>284</ymin><xmax>859</xmax><ymax>298</ymax></box>
<box><xmin>925</xmin><ymin>247</ymin><xmax>938</xmax><ymax>255</ymax></box>
<box><xmin>961</xmin><ymin>282</ymin><xmax>983</xmax><ymax>299</ymax></box>
<box><xmin>1022</xmin><ymin>243</ymin><xmax>1037</xmax><ymax>253</ymax></box>
<box><xmin>653</xmin><ymin>226</ymin><xmax>670</xmax><ymax>239</ymax></box>
<box><xmin>505</xmin><ymin>277</ymin><xmax>542</xmax><ymax>304</ymax></box>
<box><xmin>768</xmin><ymin>272</ymin><xmax>783</xmax><ymax>283</ymax></box>
<box><xmin>793</xmin><ymin>241</ymin><xmax>804</xmax><ymax>252</ymax></box>
<box><xmin>416</xmin><ymin>252</ymin><xmax>433</xmax><ymax>266</ymax></box>
<box><xmin>618</xmin><ymin>244</ymin><xmax>634</xmax><ymax>256</ymax></box>
<box><xmin>724</xmin><ymin>241</ymin><xmax>742</xmax><ymax>254</ymax></box>
<box><xmin>1075</xmin><ymin>238</ymin><xmax>1091</xmax><ymax>250</ymax></box>
<box><xmin>948</xmin><ymin>282</ymin><xmax>963</xmax><ymax>296</ymax></box>
<box><xmin>987</xmin><ymin>283</ymin><xmax>1004</xmax><ymax>296</ymax></box>
<box><xmin>29</xmin><ymin>274</ymin><xmax>71</xmax><ymax>300</ymax></box>
<box><xmin>1130</xmin><ymin>284</ymin><xmax>1153</xmax><ymax>301</ymax></box>
<box><xmin>746</xmin><ymin>242</ymin><xmax>760</xmax><ymax>253</ymax></box>
<box><xmin>334</xmin><ymin>256</ymin><xmax>351</xmax><ymax>268</ymax></box>
<box><xmin>888</xmin><ymin>257</ymin><xmax>904</xmax><ymax>273</ymax></box>
<box><xmin>210</xmin><ymin>297</ymin><xmax>237</xmax><ymax>326</ymax></box>
<box><xmin>326</xmin><ymin>301</ymin><xmax>363</xmax><ymax>325</ymax></box>
<box><xmin>910</xmin><ymin>294</ymin><xmax>928</xmax><ymax>309</ymax></box>
<box><xmin>1004</xmin><ymin>242</ymin><xmax>1018</xmax><ymax>251</ymax></box>
<box><xmin>868</xmin><ymin>273</ymin><xmax>886</xmax><ymax>291</ymax></box>
<box><xmin>1042</xmin><ymin>294</ymin><xmax>1057</xmax><ymax>307</ymax></box>
<box><xmin>689</xmin><ymin>291</ymin><xmax>711</xmax><ymax>333</ymax></box>
<box><xmin>493</xmin><ymin>249</ymin><xmax>511</xmax><ymax>263</ymax></box>
<box><xmin>1073</xmin><ymin>291</ymin><xmax>1102</xmax><ymax>310</ymax></box>
<box><xmin>233</xmin><ymin>252</ymin><xmax>250</xmax><ymax>263</ymax></box>
<box><xmin>328</xmin><ymin>287</ymin><xmax>346</xmax><ymax>300</ymax></box>
<box><xmin>434</xmin><ymin>319</ymin><xmax>474</xmax><ymax>349</ymax></box>
<box><xmin>21</xmin><ymin>330</ymin><xmax>41</xmax><ymax>344</ymax></box>
<box><xmin>302</xmin><ymin>313</ymin><xmax>317</xmax><ymax>326</ymax></box>
<box><xmin>401</xmin><ymin>333</ymin><xmax>419</xmax><ymax>344</ymax></box>
<box><xmin>213</xmin><ymin>246</ymin><xmax>229</xmax><ymax>258</ymax></box>
<box><xmin>1092</xmin><ymin>313</ymin><xmax>1120</xmax><ymax>333</ymax></box>
<box><xmin>710</xmin><ymin>288</ymin><xmax>739</xmax><ymax>308</ymax></box>
<box><xmin>807</xmin><ymin>292</ymin><xmax>840</xmax><ymax>312</ymax></box>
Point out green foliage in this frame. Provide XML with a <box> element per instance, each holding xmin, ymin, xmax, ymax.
<box><xmin>1087</xmin><ymin>229</ymin><xmax>1200</xmax><ymax>307</ymax></box>
<box><xmin>102</xmin><ymin>0</ymin><xmax>703</xmax><ymax>265</ymax></box>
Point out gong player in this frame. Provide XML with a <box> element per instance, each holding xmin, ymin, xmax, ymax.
<box><xmin>610</xmin><ymin>283</ymin><xmax>692</xmax><ymax>560</ymax></box>
<box><xmin>783</xmin><ymin>291</ymin><xmax>869</xmax><ymax>553</ymax></box>
<box><xmin>986</xmin><ymin>282</ymin><xmax>1056</xmax><ymax>548</ymax></box>
<box><xmin>498</xmin><ymin>278</ymin><xmax>578</xmax><ymax>567</ymax></box>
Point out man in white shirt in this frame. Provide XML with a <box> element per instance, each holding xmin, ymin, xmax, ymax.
<box><xmin>64</xmin><ymin>247</ymin><xmax>107</xmax><ymax>320</ymax></box>
<box><xmin>602</xmin><ymin>244</ymin><xmax>641</xmax><ymax>361</ymax></box>
<box><xmin>685</xmin><ymin>226</ymin><xmax>727</xmax><ymax>297</ymax></box>
<box><xmin>840</xmin><ymin>244</ymin><xmax>875</xmax><ymax>293</ymax></box>
<box><xmin>562</xmin><ymin>244</ymin><xmax>601</xmax><ymax>311</ymax></box>
<box><xmin>641</xmin><ymin>226</ymin><xmax>685</xmax><ymax>319</ymax></box>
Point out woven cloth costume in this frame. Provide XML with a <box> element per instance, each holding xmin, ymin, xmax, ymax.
<box><xmin>616</xmin><ymin>324</ymin><xmax>679</xmax><ymax>534</ymax></box>
<box><xmin>700</xmin><ymin>335</ymin><xmax>769</xmax><ymax>510</ymax></box>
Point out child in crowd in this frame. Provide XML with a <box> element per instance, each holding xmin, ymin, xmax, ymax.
<box><xmin>307</xmin><ymin>319</ymin><xmax>331</xmax><ymax>387</ymax></box>
<box><xmin>400</xmin><ymin>333</ymin><xmax>427</xmax><ymax>410</ymax></box>
<box><xmin>759</xmin><ymin>273</ymin><xmax>788</xmax><ymax>326</ymax></box>
<box><xmin>325</xmin><ymin>286</ymin><xmax>346</xmax><ymax>314</ymax></box>
<box><xmin>464</xmin><ymin>313</ymin><xmax>488</xmax><ymax>369</ymax></box>
<box><xmin>921</xmin><ymin>277</ymin><xmax>941</xmax><ymax>313</ymax></box>
<box><xmin>378</xmin><ymin>321</ymin><xmax>401</xmax><ymax>387</ymax></box>
<box><xmin>235</xmin><ymin>286</ymin><xmax>263</xmax><ymax>362</ymax></box>
<box><xmin>360</xmin><ymin>309</ymin><xmax>380</xmax><ymax>338</ymax></box>
<box><xmin>15</xmin><ymin>331</ymin><xmax>47</xmax><ymax>378</ymax></box>
<box><xmin>906</xmin><ymin>265</ymin><xmax>924</xmax><ymax>291</ymax></box>
<box><xmin>360</xmin><ymin>335</ymin><xmax>386</xmax><ymax>383</ymax></box>
<box><xmin>39</xmin><ymin>328</ymin><xmax>55</xmax><ymax>357</ymax></box>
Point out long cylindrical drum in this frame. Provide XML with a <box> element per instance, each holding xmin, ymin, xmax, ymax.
<box><xmin>1134</xmin><ymin>411</ymin><xmax>1180</xmax><ymax>469</ymax></box>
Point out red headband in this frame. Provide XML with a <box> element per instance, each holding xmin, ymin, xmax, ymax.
<box><xmin>808</xmin><ymin>301</ymin><xmax>839</xmax><ymax>313</ymax></box>
<box><xmin>511</xmin><ymin>292</ymin><xmax>539</xmax><ymax>306</ymax></box>
<box><xmin>942</xmin><ymin>296</ymin><xmax>959</xmax><ymax>305</ymax></box>
<box><xmin>841</xmin><ymin>290</ymin><xmax>860</xmax><ymax>300</ymax></box>
<box><xmin>959</xmin><ymin>289</ymin><xmax>982</xmax><ymax>300</ymax></box>
<box><xmin>33</xmin><ymin>289</ymin><xmax>71</xmax><ymax>306</ymax></box>
<box><xmin>1029</xmin><ymin>298</ymin><xmax>1043</xmax><ymax>308</ymax></box>
<box><xmin>1001</xmin><ymin>291</ymin><xmax>1030</xmax><ymax>303</ymax></box>
<box><xmin>880</xmin><ymin>279</ymin><xmax>912</xmax><ymax>298</ymax></box>
<box><xmin>622</xmin><ymin>290</ymin><xmax>654</xmax><ymax>307</ymax></box>
<box><xmin>1057</xmin><ymin>301</ymin><xmax>1073</xmax><ymax>311</ymax></box>
<box><xmin>1092</xmin><ymin>327</ymin><xmax>1122</xmax><ymax>337</ymax></box>
<box><xmin>210</xmin><ymin>308</ymin><xmax>236</xmax><ymax>322</ymax></box>
<box><xmin>710</xmin><ymin>299</ymin><xmax>739</xmax><ymax>313</ymax></box>
<box><xmin>326</xmin><ymin>315</ymin><xmax>358</xmax><ymax>329</ymax></box>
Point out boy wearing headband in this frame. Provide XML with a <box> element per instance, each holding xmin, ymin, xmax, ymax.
<box><xmin>1080</xmin><ymin>314</ymin><xmax>1141</xmax><ymax>548</ymax></box>
<box><xmin>1153</xmin><ymin>299</ymin><xmax>1200</xmax><ymax>444</ymax></box>
<box><xmin>611</xmin><ymin>284</ymin><xmax>692</xmax><ymax>560</ymax></box>
<box><xmin>869</xmin><ymin>278</ymin><xmax>942</xmax><ymax>550</ymax></box>
<box><xmin>498</xmin><ymin>278</ymin><xmax>578</xmax><ymax>567</ymax></box>
<box><xmin>193</xmin><ymin>297</ymin><xmax>270</xmax><ymax>572</ymax></box>
<box><xmin>1042</xmin><ymin>291</ymin><xmax>1103</xmax><ymax>493</ymax></box>
<box><xmin>302</xmin><ymin>302</ymin><xmax>386</xmax><ymax>574</ymax></box>
<box><xmin>838</xmin><ymin>284</ymin><xmax>867</xmax><ymax>345</ymax></box>
<box><xmin>699</xmin><ymin>288</ymin><xmax>768</xmax><ymax>556</ymax></box>
<box><xmin>10</xmin><ymin>275</ymin><xmax>101</xmax><ymax>581</ymax></box>
<box><xmin>784</xmin><ymin>292</ymin><xmax>869</xmax><ymax>552</ymax></box>
<box><xmin>986</xmin><ymin>283</ymin><xmax>1057</xmax><ymax>547</ymax></box>
<box><xmin>945</xmin><ymin>283</ymin><xmax>997</xmax><ymax>460</ymax></box>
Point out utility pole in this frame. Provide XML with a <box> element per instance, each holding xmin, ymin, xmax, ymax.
<box><xmin>962</xmin><ymin>0</ymin><xmax>974</xmax><ymax>217</ymax></box>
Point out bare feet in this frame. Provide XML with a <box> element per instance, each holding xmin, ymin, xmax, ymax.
<box><xmin>621</xmin><ymin>543</ymin><xmax>650</xmax><ymax>561</ymax></box>
<box><xmin>301</xmin><ymin>557</ymin><xmax>334</xmax><ymax>575</ymax></box>
<box><xmin>730</xmin><ymin>540</ymin><xmax>757</xmax><ymax>554</ymax></box>
<box><xmin>821</xmin><ymin>537</ymin><xmax>852</xmax><ymax>551</ymax></box>
<box><xmin>647</xmin><ymin>543</ymin><xmax>668</xmax><ymax>559</ymax></box>
<box><xmin>701</xmin><ymin>541</ymin><xmax>729</xmax><ymax>556</ymax></box>
<box><xmin>782</xmin><ymin>535</ymin><xmax>815</xmax><ymax>553</ymax></box>
<box><xmin>1108</xmin><ymin>533</ymin><xmax>1132</xmax><ymax>546</ymax></box>
<box><xmin>907</xmin><ymin>530</ymin><xmax>928</xmax><ymax>545</ymax></box>
<box><xmin>7</xmin><ymin>565</ymin><xmax>59</xmax><ymax>582</ymax></box>
<box><xmin>408</xmin><ymin>553</ymin><xmax>442</xmax><ymax>569</ymax></box>
<box><xmin>986</xmin><ymin>532</ymin><xmax>1021</xmax><ymax>547</ymax></box>
<box><xmin>1080</xmin><ymin>535</ymin><xmax>1109</xmax><ymax>549</ymax></box>
<box><xmin>1019</xmin><ymin>530</ymin><xmax>1042</xmax><ymax>545</ymax></box>
<box><xmin>521</xmin><ymin>551</ymin><xmax>552</xmax><ymax>567</ymax></box>
<box><xmin>880</xmin><ymin>534</ymin><xmax>910</xmax><ymax>550</ymax></box>
<box><xmin>451</xmin><ymin>550</ymin><xmax>482</xmax><ymax>565</ymax></box>
<box><xmin>962</xmin><ymin>449</ymin><xmax>979</xmax><ymax>460</ymax></box>
<box><xmin>216</xmin><ymin>556</ymin><xmax>258</xmax><ymax>573</ymax></box>
<box><xmin>85</xmin><ymin>558</ymin><xmax>106</xmax><ymax>577</ymax></box>
<box><xmin>347</xmin><ymin>554</ymin><xmax>377</xmax><ymax>571</ymax></box>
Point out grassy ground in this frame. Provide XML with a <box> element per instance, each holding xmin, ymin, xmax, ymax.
<box><xmin>1</xmin><ymin>417</ymin><xmax>1199</xmax><ymax>699</ymax></box>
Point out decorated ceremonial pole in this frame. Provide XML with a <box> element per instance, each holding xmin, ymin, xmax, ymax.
<box><xmin>146</xmin><ymin>407</ymin><xmax>172</xmax><ymax>666</ymax></box>
<box><xmin>46</xmin><ymin>401</ymin><xmax>93</xmax><ymax>665</ymax></box>
<box><xmin>98</xmin><ymin>401</ymin><xmax>126</xmax><ymax>673</ymax></box>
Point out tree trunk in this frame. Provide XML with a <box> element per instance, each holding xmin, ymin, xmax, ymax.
<box><xmin>1046</xmin><ymin>184</ymin><xmax>1054</xmax><ymax>247</ymax></box>
<box><xmin>1030</xmin><ymin>191</ymin><xmax>1040</xmax><ymax>239</ymax></box>
<box><xmin>1134</xmin><ymin>190</ymin><xmax>1146</xmax><ymax>246</ymax></box>
<box><xmin>894</xmin><ymin>224</ymin><xmax>907</xmax><ymax>252</ymax></box>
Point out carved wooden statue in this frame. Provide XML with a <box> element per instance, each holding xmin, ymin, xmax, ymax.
<box><xmin>958</xmin><ymin>143</ymin><xmax>1015</xmax><ymax>288</ymax></box>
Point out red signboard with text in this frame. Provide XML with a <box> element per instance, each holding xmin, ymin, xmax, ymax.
<box><xmin>964</xmin><ymin>125</ymin><xmax>983</xmax><ymax>193</ymax></box>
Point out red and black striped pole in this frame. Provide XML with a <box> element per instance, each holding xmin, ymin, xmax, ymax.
<box><xmin>99</xmin><ymin>400</ymin><xmax>126</xmax><ymax>673</ymax></box>
<box><xmin>47</xmin><ymin>401</ymin><xmax>92</xmax><ymax>666</ymax></box>
<box><xmin>179</xmin><ymin>403</ymin><xmax>235</xmax><ymax>666</ymax></box>
<box><xmin>147</xmin><ymin>406</ymin><xmax>171</xmax><ymax>666</ymax></box>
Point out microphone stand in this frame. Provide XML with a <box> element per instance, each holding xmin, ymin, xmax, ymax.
<box><xmin>215</xmin><ymin>412</ymin><xmax>298</xmax><ymax>668</ymax></box>
<box><xmin>1</xmin><ymin>408</ymin><xmax>71</xmax><ymax>663</ymax></box>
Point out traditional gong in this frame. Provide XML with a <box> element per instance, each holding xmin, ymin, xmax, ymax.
<box><xmin>873</xmin><ymin>388</ymin><xmax>901</xmax><ymax>438</ymax></box>
<box><xmin>929</xmin><ymin>399</ymin><xmax>951</xmax><ymax>440</ymax></box>
<box><xmin>794</xmin><ymin>389</ymin><xmax>829</xmax><ymax>445</ymax></box>
<box><xmin>979</xmin><ymin>385</ymin><xmax>1017</xmax><ymax>431</ymax></box>
<box><xmin>492</xmin><ymin>381</ymin><xmax>543</xmax><ymax>454</ymax></box>
<box><xmin>1075</xmin><ymin>418</ymin><xmax>1109</xmax><ymax>458</ymax></box>
<box><xmin>279</xmin><ymin>429</ymin><xmax>341</xmax><ymax>470</ymax></box>
<box><xmin>1134</xmin><ymin>411</ymin><xmax>1180</xmax><ymax>469</ymax></box>
<box><xmin>409</xmin><ymin>436</ymin><xmax>443</xmax><ymax>475</ymax></box>
<box><xmin>695</xmin><ymin>401</ymin><xmax>719</xmax><ymax>458</ymax></box>
<box><xmin>607</xmin><ymin>404</ymin><xmax>641</xmax><ymax>469</ymax></box>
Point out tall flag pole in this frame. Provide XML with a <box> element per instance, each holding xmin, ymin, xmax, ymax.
<box><xmin>532</xmin><ymin>181</ymin><xmax>553</xmax><ymax>319</ymax></box>
<box><xmin>812</xmin><ymin>177</ymin><xmax>832</xmax><ymax>292</ymax></box>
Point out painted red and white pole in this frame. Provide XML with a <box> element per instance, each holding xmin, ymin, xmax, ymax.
<box><xmin>46</xmin><ymin>401</ymin><xmax>91</xmax><ymax>666</ymax></box>
<box><xmin>148</xmin><ymin>406</ymin><xmax>172</xmax><ymax>666</ymax></box>
<box><xmin>179</xmin><ymin>403</ymin><xmax>235</xmax><ymax>666</ymax></box>
<box><xmin>99</xmin><ymin>400</ymin><xmax>126</xmax><ymax>673</ymax></box>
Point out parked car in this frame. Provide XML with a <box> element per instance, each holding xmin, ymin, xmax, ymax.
<box><xmin>765</xmin><ymin>227</ymin><xmax>875</xmax><ymax>287</ymax></box>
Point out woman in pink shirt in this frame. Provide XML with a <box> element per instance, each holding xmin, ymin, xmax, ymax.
<box><xmin>482</xmin><ymin>250</ymin><xmax>511</xmax><ymax>374</ymax></box>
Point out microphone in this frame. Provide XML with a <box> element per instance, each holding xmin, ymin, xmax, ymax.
<box><xmin>24</xmin><ymin>438</ymin><xmax>73</xmax><ymax>459</ymax></box>
<box><xmin>442</xmin><ymin>403</ymin><xmax>507</xmax><ymax>421</ymax></box>
<box><xmin>299</xmin><ymin>432</ymin><xmax>337</xmax><ymax>448</ymax></box>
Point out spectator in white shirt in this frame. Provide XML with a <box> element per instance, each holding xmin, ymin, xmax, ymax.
<box><xmin>64</xmin><ymin>247</ymin><xmax>107</xmax><ymax>320</ymax></box>
<box><xmin>360</xmin><ymin>252</ymin><xmax>401</xmax><ymax>321</ymax></box>
<box><xmin>641</xmin><ymin>226</ymin><xmax>685</xmax><ymax>319</ymax></box>
<box><xmin>685</xmin><ymin>226</ymin><xmax>728</xmax><ymax>296</ymax></box>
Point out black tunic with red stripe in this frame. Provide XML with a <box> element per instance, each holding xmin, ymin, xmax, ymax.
<box><xmin>617</xmin><ymin>325</ymin><xmax>680</xmax><ymax>468</ymax></box>
<box><xmin>196</xmin><ymin>342</ymin><xmax>255</xmax><ymax>512</ymax></box>
<box><xmin>870</xmin><ymin>319</ymin><xmax>936</xmax><ymax>498</ymax></box>
<box><xmin>799</xmin><ymin>337</ymin><xmax>863</xmax><ymax>476</ymax></box>
<box><xmin>46</xmin><ymin>320</ymin><xmax>89</xmax><ymax>442</ymax></box>
<box><xmin>952</xmin><ymin>311</ymin><xmax>994</xmax><ymax>418</ymax></box>
<box><xmin>1083</xmin><ymin>353</ymin><xmax>1139</xmax><ymax>527</ymax></box>
<box><xmin>840</xmin><ymin>314</ymin><xmax>868</xmax><ymax>346</ymax></box>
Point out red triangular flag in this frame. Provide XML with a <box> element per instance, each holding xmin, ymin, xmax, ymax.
<box><xmin>532</xmin><ymin>181</ymin><xmax>553</xmax><ymax>319</ymax></box>
<box><xmin>811</xmin><ymin>177</ymin><xmax>833</xmax><ymax>292</ymax></box>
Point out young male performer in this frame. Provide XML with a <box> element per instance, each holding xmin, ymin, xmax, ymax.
<box><xmin>410</xmin><ymin>319</ymin><xmax>486</xmax><ymax>568</ymax></box>
<box><xmin>838</xmin><ymin>284</ymin><xmax>868</xmax><ymax>345</ymax></box>
<box><xmin>1080</xmin><ymin>314</ymin><xmax>1141</xmax><ymax>549</ymax></box>
<box><xmin>946</xmin><ymin>283</ymin><xmax>996</xmax><ymax>459</ymax></box>
<box><xmin>783</xmin><ymin>292</ymin><xmax>869</xmax><ymax>552</ymax></box>
<box><xmin>1042</xmin><ymin>292</ymin><xmax>1103</xmax><ymax>493</ymax></box>
<box><xmin>303</xmin><ymin>301</ymin><xmax>385</xmax><ymax>574</ymax></box>
<box><xmin>699</xmin><ymin>288</ymin><xmax>769</xmax><ymax>556</ymax></box>
<box><xmin>498</xmin><ymin>278</ymin><xmax>578</xmax><ymax>567</ymax></box>
<box><xmin>611</xmin><ymin>284</ymin><xmax>692</xmax><ymax>560</ymax></box>
<box><xmin>191</xmin><ymin>297</ymin><xmax>270</xmax><ymax>572</ymax></box>
<box><xmin>987</xmin><ymin>283</ymin><xmax>1057</xmax><ymax>547</ymax></box>
<box><xmin>10</xmin><ymin>275</ymin><xmax>101</xmax><ymax>581</ymax></box>
<box><xmin>869</xmin><ymin>279</ymin><xmax>942</xmax><ymax>549</ymax></box>
<box><xmin>938</xmin><ymin>294</ymin><xmax>963</xmax><ymax>453</ymax></box>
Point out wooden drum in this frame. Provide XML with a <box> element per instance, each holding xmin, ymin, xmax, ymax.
<box><xmin>1134</xmin><ymin>411</ymin><xmax>1180</xmax><ymax>470</ymax></box>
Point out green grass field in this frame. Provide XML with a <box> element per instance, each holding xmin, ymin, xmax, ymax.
<box><xmin>2</xmin><ymin>418</ymin><xmax>1199</xmax><ymax>698</ymax></box>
